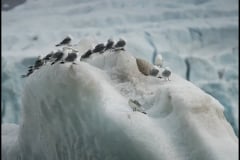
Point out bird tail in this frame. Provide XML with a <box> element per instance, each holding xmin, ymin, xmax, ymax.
<box><xmin>55</xmin><ymin>44</ymin><xmax>60</xmax><ymax>47</ymax></box>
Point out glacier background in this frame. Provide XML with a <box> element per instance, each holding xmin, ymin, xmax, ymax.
<box><xmin>1</xmin><ymin>0</ymin><xmax>238</xmax><ymax>137</ymax></box>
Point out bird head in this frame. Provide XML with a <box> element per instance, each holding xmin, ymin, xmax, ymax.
<box><xmin>108</xmin><ymin>38</ymin><xmax>114</xmax><ymax>42</ymax></box>
<box><xmin>66</xmin><ymin>35</ymin><xmax>72</xmax><ymax>40</ymax></box>
<box><xmin>119</xmin><ymin>37</ymin><xmax>126</xmax><ymax>42</ymax></box>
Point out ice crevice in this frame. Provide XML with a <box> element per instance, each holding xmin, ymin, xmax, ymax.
<box><xmin>184</xmin><ymin>58</ymin><xmax>191</xmax><ymax>81</ymax></box>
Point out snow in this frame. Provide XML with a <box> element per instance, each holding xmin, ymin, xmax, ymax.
<box><xmin>2</xmin><ymin>123</ymin><xmax>20</xmax><ymax>160</ymax></box>
<box><xmin>2</xmin><ymin>0</ymin><xmax>239</xmax><ymax>158</ymax></box>
<box><xmin>2</xmin><ymin>44</ymin><xmax>238</xmax><ymax>159</ymax></box>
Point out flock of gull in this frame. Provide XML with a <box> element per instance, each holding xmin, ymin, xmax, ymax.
<box><xmin>21</xmin><ymin>35</ymin><xmax>171</xmax><ymax>81</ymax></box>
<box><xmin>21</xmin><ymin>36</ymin><xmax>171</xmax><ymax>114</ymax></box>
<box><xmin>21</xmin><ymin>36</ymin><xmax>126</xmax><ymax>78</ymax></box>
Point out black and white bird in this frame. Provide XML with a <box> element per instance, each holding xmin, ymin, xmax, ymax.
<box><xmin>28</xmin><ymin>65</ymin><xmax>33</xmax><ymax>69</ymax></box>
<box><xmin>159</xmin><ymin>67</ymin><xmax>171</xmax><ymax>80</ymax></box>
<box><xmin>154</xmin><ymin>53</ymin><xmax>163</xmax><ymax>68</ymax></box>
<box><xmin>43</xmin><ymin>52</ymin><xmax>54</xmax><ymax>62</ymax></box>
<box><xmin>149</xmin><ymin>66</ymin><xmax>160</xmax><ymax>76</ymax></box>
<box><xmin>34</xmin><ymin>56</ymin><xmax>44</xmax><ymax>69</ymax></box>
<box><xmin>55</xmin><ymin>35</ymin><xmax>72</xmax><ymax>47</ymax></box>
<box><xmin>114</xmin><ymin>38</ymin><xmax>126</xmax><ymax>51</ymax></box>
<box><xmin>92</xmin><ymin>43</ymin><xmax>105</xmax><ymax>53</ymax></box>
<box><xmin>105</xmin><ymin>39</ymin><xmax>115</xmax><ymax>51</ymax></box>
<box><xmin>21</xmin><ymin>68</ymin><xmax>34</xmax><ymax>78</ymax></box>
<box><xmin>60</xmin><ymin>52</ymin><xmax>78</xmax><ymax>64</ymax></box>
<box><xmin>128</xmin><ymin>99</ymin><xmax>147</xmax><ymax>114</ymax></box>
<box><xmin>80</xmin><ymin>49</ymin><xmax>93</xmax><ymax>60</ymax></box>
<box><xmin>51</xmin><ymin>51</ymin><xmax>64</xmax><ymax>65</ymax></box>
<box><xmin>21</xmin><ymin>56</ymin><xmax>44</xmax><ymax>78</ymax></box>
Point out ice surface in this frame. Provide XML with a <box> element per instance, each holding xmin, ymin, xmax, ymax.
<box><xmin>2</xmin><ymin>0</ymin><xmax>238</xmax><ymax>148</ymax></box>
<box><xmin>2</xmin><ymin>45</ymin><xmax>238</xmax><ymax>159</ymax></box>
<box><xmin>2</xmin><ymin>0</ymin><xmax>239</xmax><ymax>130</ymax></box>
<box><xmin>2</xmin><ymin>123</ymin><xmax>20</xmax><ymax>160</ymax></box>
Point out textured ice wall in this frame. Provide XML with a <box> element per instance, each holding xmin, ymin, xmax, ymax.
<box><xmin>2</xmin><ymin>50</ymin><xmax>238</xmax><ymax>160</ymax></box>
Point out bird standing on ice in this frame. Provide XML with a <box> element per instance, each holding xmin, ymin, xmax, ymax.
<box><xmin>34</xmin><ymin>60</ymin><xmax>44</xmax><ymax>69</ymax></box>
<box><xmin>33</xmin><ymin>56</ymin><xmax>44</xmax><ymax>69</ymax></box>
<box><xmin>55</xmin><ymin>35</ymin><xmax>72</xmax><ymax>47</ymax></box>
<box><xmin>105</xmin><ymin>39</ymin><xmax>115</xmax><ymax>51</ymax></box>
<box><xmin>154</xmin><ymin>53</ymin><xmax>163</xmax><ymax>67</ymax></box>
<box><xmin>80</xmin><ymin>49</ymin><xmax>93</xmax><ymax>60</ymax></box>
<box><xmin>149</xmin><ymin>66</ymin><xmax>160</xmax><ymax>76</ymax></box>
<box><xmin>60</xmin><ymin>52</ymin><xmax>78</xmax><ymax>64</ymax></box>
<box><xmin>21</xmin><ymin>67</ymin><xmax>34</xmax><ymax>78</ymax></box>
<box><xmin>51</xmin><ymin>51</ymin><xmax>65</xmax><ymax>65</ymax></box>
<box><xmin>159</xmin><ymin>67</ymin><xmax>171</xmax><ymax>81</ymax></box>
<box><xmin>92</xmin><ymin>43</ymin><xmax>105</xmax><ymax>54</ymax></box>
<box><xmin>21</xmin><ymin>68</ymin><xmax>34</xmax><ymax>78</ymax></box>
<box><xmin>21</xmin><ymin>56</ymin><xmax>43</xmax><ymax>77</ymax></box>
<box><xmin>114</xmin><ymin>38</ymin><xmax>126</xmax><ymax>51</ymax></box>
<box><xmin>43</xmin><ymin>52</ymin><xmax>54</xmax><ymax>62</ymax></box>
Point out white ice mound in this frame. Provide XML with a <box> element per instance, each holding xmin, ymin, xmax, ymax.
<box><xmin>2</xmin><ymin>47</ymin><xmax>238</xmax><ymax>160</ymax></box>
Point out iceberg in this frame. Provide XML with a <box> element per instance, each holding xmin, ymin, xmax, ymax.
<box><xmin>2</xmin><ymin>0</ymin><xmax>238</xmax><ymax>134</ymax></box>
<box><xmin>2</xmin><ymin>44</ymin><xmax>238</xmax><ymax>160</ymax></box>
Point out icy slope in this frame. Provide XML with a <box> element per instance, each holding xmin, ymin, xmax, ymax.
<box><xmin>2</xmin><ymin>0</ymin><xmax>238</xmax><ymax>135</ymax></box>
<box><xmin>2</xmin><ymin>49</ymin><xmax>238</xmax><ymax>160</ymax></box>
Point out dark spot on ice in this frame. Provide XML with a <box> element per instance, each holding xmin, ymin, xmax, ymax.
<box><xmin>32</xmin><ymin>35</ymin><xmax>39</xmax><ymax>41</ymax></box>
<box><xmin>184</xmin><ymin>58</ymin><xmax>190</xmax><ymax>81</ymax></box>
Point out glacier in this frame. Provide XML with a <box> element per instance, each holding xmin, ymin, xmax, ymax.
<box><xmin>2</xmin><ymin>45</ymin><xmax>238</xmax><ymax>160</ymax></box>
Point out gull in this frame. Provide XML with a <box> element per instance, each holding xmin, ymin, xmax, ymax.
<box><xmin>55</xmin><ymin>35</ymin><xmax>72</xmax><ymax>47</ymax></box>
